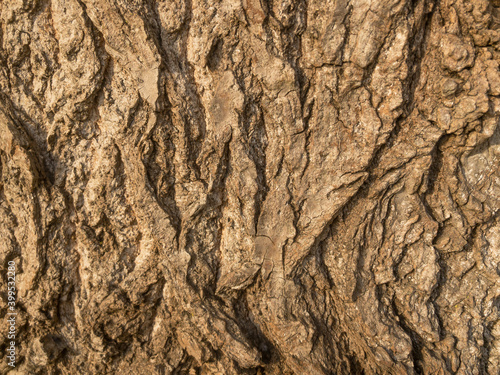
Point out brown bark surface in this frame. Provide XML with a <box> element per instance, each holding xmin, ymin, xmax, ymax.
<box><xmin>1</xmin><ymin>0</ymin><xmax>499</xmax><ymax>374</ymax></box>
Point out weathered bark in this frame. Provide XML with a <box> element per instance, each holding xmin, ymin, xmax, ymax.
<box><xmin>0</xmin><ymin>0</ymin><xmax>499</xmax><ymax>374</ymax></box>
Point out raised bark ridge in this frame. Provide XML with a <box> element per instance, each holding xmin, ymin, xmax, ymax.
<box><xmin>0</xmin><ymin>0</ymin><xmax>499</xmax><ymax>374</ymax></box>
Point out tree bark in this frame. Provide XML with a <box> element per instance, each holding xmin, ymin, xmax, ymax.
<box><xmin>1</xmin><ymin>0</ymin><xmax>499</xmax><ymax>374</ymax></box>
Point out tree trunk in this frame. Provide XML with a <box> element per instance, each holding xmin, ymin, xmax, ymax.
<box><xmin>1</xmin><ymin>0</ymin><xmax>499</xmax><ymax>374</ymax></box>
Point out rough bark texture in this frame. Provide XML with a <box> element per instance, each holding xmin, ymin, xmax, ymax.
<box><xmin>1</xmin><ymin>0</ymin><xmax>499</xmax><ymax>374</ymax></box>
